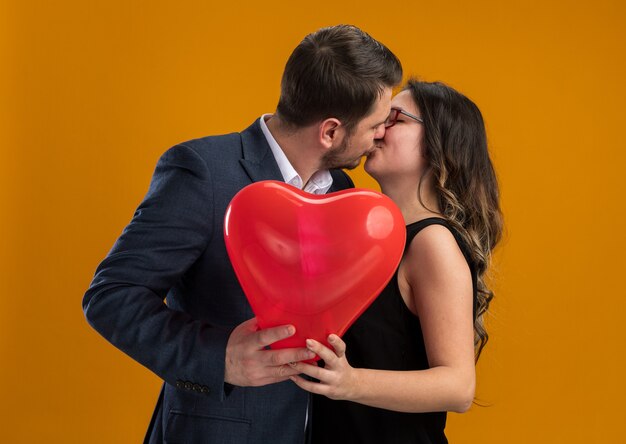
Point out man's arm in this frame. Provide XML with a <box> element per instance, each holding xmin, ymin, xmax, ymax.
<box><xmin>83</xmin><ymin>144</ymin><xmax>310</xmax><ymax>401</ymax></box>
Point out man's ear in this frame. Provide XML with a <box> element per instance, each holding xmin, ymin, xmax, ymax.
<box><xmin>318</xmin><ymin>118</ymin><xmax>345</xmax><ymax>149</ymax></box>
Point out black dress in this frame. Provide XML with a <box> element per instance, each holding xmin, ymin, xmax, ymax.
<box><xmin>311</xmin><ymin>218</ymin><xmax>477</xmax><ymax>444</ymax></box>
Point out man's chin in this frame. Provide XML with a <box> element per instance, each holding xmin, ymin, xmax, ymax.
<box><xmin>342</xmin><ymin>160</ymin><xmax>361</xmax><ymax>170</ymax></box>
<box><xmin>324</xmin><ymin>160</ymin><xmax>358</xmax><ymax>171</ymax></box>
<box><xmin>339</xmin><ymin>157</ymin><xmax>365</xmax><ymax>170</ymax></box>
<box><xmin>323</xmin><ymin>153</ymin><xmax>366</xmax><ymax>171</ymax></box>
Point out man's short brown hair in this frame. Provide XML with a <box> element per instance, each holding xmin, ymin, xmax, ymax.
<box><xmin>276</xmin><ymin>25</ymin><xmax>402</xmax><ymax>130</ymax></box>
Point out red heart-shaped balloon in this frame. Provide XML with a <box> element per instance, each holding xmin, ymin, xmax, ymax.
<box><xmin>224</xmin><ymin>181</ymin><xmax>406</xmax><ymax>352</ymax></box>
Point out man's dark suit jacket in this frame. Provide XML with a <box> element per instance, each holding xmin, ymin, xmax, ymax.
<box><xmin>83</xmin><ymin>119</ymin><xmax>354</xmax><ymax>443</ymax></box>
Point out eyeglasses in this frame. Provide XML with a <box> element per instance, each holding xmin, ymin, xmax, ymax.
<box><xmin>384</xmin><ymin>108</ymin><xmax>424</xmax><ymax>128</ymax></box>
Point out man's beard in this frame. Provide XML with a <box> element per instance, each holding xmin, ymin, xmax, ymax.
<box><xmin>320</xmin><ymin>135</ymin><xmax>365</xmax><ymax>170</ymax></box>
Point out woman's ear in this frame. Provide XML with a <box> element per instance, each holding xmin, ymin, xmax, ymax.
<box><xmin>318</xmin><ymin>118</ymin><xmax>345</xmax><ymax>149</ymax></box>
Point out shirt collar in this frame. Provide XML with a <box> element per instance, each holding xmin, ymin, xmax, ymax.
<box><xmin>259</xmin><ymin>114</ymin><xmax>333</xmax><ymax>194</ymax></box>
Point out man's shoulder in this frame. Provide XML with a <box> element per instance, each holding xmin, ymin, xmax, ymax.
<box><xmin>178</xmin><ymin>131</ymin><xmax>242</xmax><ymax>153</ymax></box>
<box><xmin>174</xmin><ymin>119</ymin><xmax>260</xmax><ymax>160</ymax></box>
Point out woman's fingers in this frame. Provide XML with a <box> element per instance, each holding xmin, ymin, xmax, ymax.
<box><xmin>328</xmin><ymin>334</ymin><xmax>346</xmax><ymax>358</ymax></box>
<box><xmin>289</xmin><ymin>375</ymin><xmax>328</xmax><ymax>395</ymax></box>
<box><xmin>306</xmin><ymin>338</ymin><xmax>339</xmax><ymax>363</ymax></box>
<box><xmin>289</xmin><ymin>337</ymin><xmax>353</xmax><ymax>400</ymax></box>
<box><xmin>289</xmin><ymin>361</ymin><xmax>327</xmax><ymax>380</ymax></box>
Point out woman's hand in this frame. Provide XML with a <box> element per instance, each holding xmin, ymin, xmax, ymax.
<box><xmin>289</xmin><ymin>334</ymin><xmax>361</xmax><ymax>401</ymax></box>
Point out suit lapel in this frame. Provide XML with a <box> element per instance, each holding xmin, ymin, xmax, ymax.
<box><xmin>239</xmin><ymin>119</ymin><xmax>283</xmax><ymax>183</ymax></box>
<box><xmin>327</xmin><ymin>169</ymin><xmax>352</xmax><ymax>193</ymax></box>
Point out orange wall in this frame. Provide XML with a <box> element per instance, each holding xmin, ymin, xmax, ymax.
<box><xmin>2</xmin><ymin>1</ymin><xmax>625</xmax><ymax>442</ymax></box>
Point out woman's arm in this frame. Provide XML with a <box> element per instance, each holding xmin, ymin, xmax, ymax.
<box><xmin>290</xmin><ymin>224</ymin><xmax>476</xmax><ymax>413</ymax></box>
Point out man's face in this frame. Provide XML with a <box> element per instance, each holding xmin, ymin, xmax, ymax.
<box><xmin>321</xmin><ymin>87</ymin><xmax>392</xmax><ymax>170</ymax></box>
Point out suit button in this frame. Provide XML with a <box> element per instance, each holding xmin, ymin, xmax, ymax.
<box><xmin>175</xmin><ymin>380</ymin><xmax>184</xmax><ymax>389</ymax></box>
<box><xmin>192</xmin><ymin>383</ymin><xmax>201</xmax><ymax>392</ymax></box>
<box><xmin>184</xmin><ymin>381</ymin><xmax>193</xmax><ymax>390</ymax></box>
<box><xmin>201</xmin><ymin>386</ymin><xmax>210</xmax><ymax>395</ymax></box>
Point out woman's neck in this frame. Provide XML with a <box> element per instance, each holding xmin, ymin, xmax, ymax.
<box><xmin>380</xmin><ymin>180</ymin><xmax>442</xmax><ymax>226</ymax></box>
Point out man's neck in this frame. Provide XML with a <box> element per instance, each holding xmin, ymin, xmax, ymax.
<box><xmin>265</xmin><ymin>115</ymin><xmax>322</xmax><ymax>186</ymax></box>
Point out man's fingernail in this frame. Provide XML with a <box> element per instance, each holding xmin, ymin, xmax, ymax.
<box><xmin>306</xmin><ymin>339</ymin><xmax>314</xmax><ymax>348</ymax></box>
<box><xmin>287</xmin><ymin>326</ymin><xmax>295</xmax><ymax>336</ymax></box>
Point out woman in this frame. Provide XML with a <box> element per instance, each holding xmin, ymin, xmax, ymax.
<box><xmin>289</xmin><ymin>79</ymin><xmax>503</xmax><ymax>443</ymax></box>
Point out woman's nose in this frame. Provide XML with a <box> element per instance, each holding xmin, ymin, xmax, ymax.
<box><xmin>374</xmin><ymin>124</ymin><xmax>386</xmax><ymax>141</ymax></box>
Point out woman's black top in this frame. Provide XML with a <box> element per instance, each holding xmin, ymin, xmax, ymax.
<box><xmin>311</xmin><ymin>217</ymin><xmax>477</xmax><ymax>444</ymax></box>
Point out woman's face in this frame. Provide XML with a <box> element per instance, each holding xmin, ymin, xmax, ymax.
<box><xmin>364</xmin><ymin>90</ymin><xmax>426</xmax><ymax>185</ymax></box>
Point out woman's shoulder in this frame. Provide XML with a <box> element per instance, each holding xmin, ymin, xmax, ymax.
<box><xmin>402</xmin><ymin>218</ymin><xmax>471</xmax><ymax>285</ymax></box>
<box><xmin>397</xmin><ymin>217</ymin><xmax>474</xmax><ymax>314</ymax></box>
<box><xmin>406</xmin><ymin>219</ymin><xmax>463</xmax><ymax>257</ymax></box>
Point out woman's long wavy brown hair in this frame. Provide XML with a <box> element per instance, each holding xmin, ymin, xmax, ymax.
<box><xmin>406</xmin><ymin>79</ymin><xmax>503</xmax><ymax>361</ymax></box>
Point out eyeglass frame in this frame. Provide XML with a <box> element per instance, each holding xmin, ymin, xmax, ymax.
<box><xmin>384</xmin><ymin>107</ymin><xmax>424</xmax><ymax>128</ymax></box>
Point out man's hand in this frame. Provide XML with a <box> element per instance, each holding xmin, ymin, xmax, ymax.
<box><xmin>224</xmin><ymin>318</ymin><xmax>315</xmax><ymax>387</ymax></box>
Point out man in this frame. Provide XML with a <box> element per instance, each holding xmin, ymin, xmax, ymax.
<box><xmin>83</xmin><ymin>25</ymin><xmax>402</xmax><ymax>443</ymax></box>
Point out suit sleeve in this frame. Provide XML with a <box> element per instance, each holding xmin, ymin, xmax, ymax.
<box><xmin>83</xmin><ymin>144</ymin><xmax>231</xmax><ymax>401</ymax></box>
